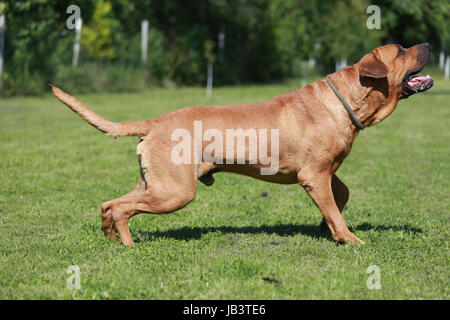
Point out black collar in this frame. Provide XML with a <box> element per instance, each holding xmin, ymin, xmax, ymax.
<box><xmin>326</xmin><ymin>75</ymin><xmax>365</xmax><ymax>130</ymax></box>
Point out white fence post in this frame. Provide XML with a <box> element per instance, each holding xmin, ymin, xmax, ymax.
<box><xmin>445</xmin><ymin>55</ymin><xmax>450</xmax><ymax>80</ymax></box>
<box><xmin>218</xmin><ymin>27</ymin><xmax>225</xmax><ymax>60</ymax></box>
<box><xmin>206</xmin><ymin>62</ymin><xmax>213</xmax><ymax>100</ymax></box>
<box><xmin>0</xmin><ymin>8</ymin><xmax>5</xmax><ymax>89</ymax></box>
<box><xmin>72</xmin><ymin>17</ymin><xmax>82</xmax><ymax>68</ymax></box>
<box><xmin>335</xmin><ymin>57</ymin><xmax>347</xmax><ymax>72</ymax></box>
<box><xmin>141</xmin><ymin>20</ymin><xmax>149</xmax><ymax>64</ymax></box>
<box><xmin>439</xmin><ymin>49</ymin><xmax>445</xmax><ymax>70</ymax></box>
<box><xmin>301</xmin><ymin>60</ymin><xmax>307</xmax><ymax>87</ymax></box>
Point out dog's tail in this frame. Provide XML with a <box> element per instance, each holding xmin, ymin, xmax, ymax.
<box><xmin>49</xmin><ymin>84</ymin><xmax>151</xmax><ymax>137</ymax></box>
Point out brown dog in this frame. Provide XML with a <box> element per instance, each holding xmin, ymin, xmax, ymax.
<box><xmin>51</xmin><ymin>43</ymin><xmax>433</xmax><ymax>246</ymax></box>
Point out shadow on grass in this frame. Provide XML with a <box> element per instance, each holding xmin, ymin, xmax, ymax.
<box><xmin>133</xmin><ymin>223</ymin><xmax>324</xmax><ymax>243</ymax></box>
<box><xmin>353</xmin><ymin>222</ymin><xmax>423</xmax><ymax>234</ymax></box>
<box><xmin>131</xmin><ymin>222</ymin><xmax>422</xmax><ymax>243</ymax></box>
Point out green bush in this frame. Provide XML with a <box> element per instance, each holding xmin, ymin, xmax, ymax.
<box><xmin>53</xmin><ymin>63</ymin><xmax>149</xmax><ymax>94</ymax></box>
<box><xmin>1</xmin><ymin>69</ymin><xmax>44</xmax><ymax>96</ymax></box>
<box><xmin>0</xmin><ymin>0</ymin><xmax>448</xmax><ymax>96</ymax></box>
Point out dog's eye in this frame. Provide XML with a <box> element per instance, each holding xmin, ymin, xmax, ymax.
<box><xmin>397</xmin><ymin>48</ymin><xmax>406</xmax><ymax>57</ymax></box>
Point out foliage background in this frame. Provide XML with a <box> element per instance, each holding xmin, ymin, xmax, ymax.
<box><xmin>0</xmin><ymin>0</ymin><xmax>449</xmax><ymax>96</ymax></box>
<box><xmin>0</xmin><ymin>0</ymin><xmax>448</xmax><ymax>300</ymax></box>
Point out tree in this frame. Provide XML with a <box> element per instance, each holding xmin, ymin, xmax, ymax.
<box><xmin>81</xmin><ymin>0</ymin><xmax>117</xmax><ymax>60</ymax></box>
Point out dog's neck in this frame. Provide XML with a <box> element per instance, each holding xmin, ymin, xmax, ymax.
<box><xmin>328</xmin><ymin>66</ymin><xmax>400</xmax><ymax>128</ymax></box>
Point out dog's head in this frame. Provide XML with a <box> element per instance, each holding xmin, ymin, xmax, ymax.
<box><xmin>358</xmin><ymin>43</ymin><xmax>433</xmax><ymax>100</ymax></box>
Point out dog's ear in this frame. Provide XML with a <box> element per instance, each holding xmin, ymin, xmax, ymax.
<box><xmin>359</xmin><ymin>51</ymin><xmax>389</xmax><ymax>78</ymax></box>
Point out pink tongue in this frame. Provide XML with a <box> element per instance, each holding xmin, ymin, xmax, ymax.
<box><xmin>407</xmin><ymin>75</ymin><xmax>431</xmax><ymax>89</ymax></box>
<box><xmin>411</xmin><ymin>76</ymin><xmax>430</xmax><ymax>82</ymax></box>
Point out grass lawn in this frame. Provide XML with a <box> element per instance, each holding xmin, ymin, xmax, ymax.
<box><xmin>0</xmin><ymin>74</ymin><xmax>448</xmax><ymax>299</ymax></box>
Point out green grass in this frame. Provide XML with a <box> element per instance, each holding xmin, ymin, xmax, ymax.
<box><xmin>0</xmin><ymin>75</ymin><xmax>449</xmax><ymax>299</ymax></box>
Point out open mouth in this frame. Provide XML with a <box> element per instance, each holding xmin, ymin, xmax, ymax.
<box><xmin>403</xmin><ymin>69</ymin><xmax>434</xmax><ymax>95</ymax></box>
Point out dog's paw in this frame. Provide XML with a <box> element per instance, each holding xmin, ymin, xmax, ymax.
<box><xmin>334</xmin><ymin>232</ymin><xmax>365</xmax><ymax>246</ymax></box>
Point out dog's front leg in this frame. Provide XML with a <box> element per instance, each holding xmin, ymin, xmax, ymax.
<box><xmin>319</xmin><ymin>174</ymin><xmax>349</xmax><ymax>230</ymax></box>
<box><xmin>299</xmin><ymin>172</ymin><xmax>364</xmax><ymax>245</ymax></box>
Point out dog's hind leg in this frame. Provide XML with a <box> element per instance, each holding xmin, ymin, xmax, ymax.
<box><xmin>319</xmin><ymin>174</ymin><xmax>349</xmax><ymax>230</ymax></box>
<box><xmin>101</xmin><ymin>180</ymin><xmax>145</xmax><ymax>240</ymax></box>
<box><xmin>101</xmin><ymin>134</ymin><xmax>198</xmax><ymax>245</ymax></box>
<box><xmin>103</xmin><ymin>188</ymin><xmax>196</xmax><ymax>246</ymax></box>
